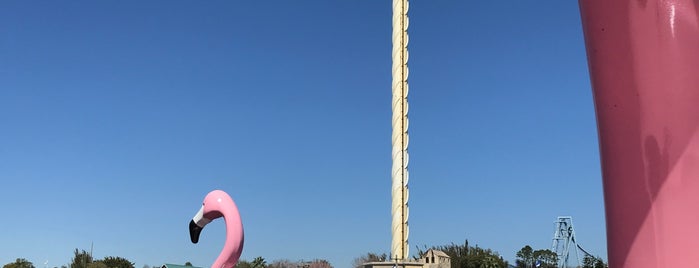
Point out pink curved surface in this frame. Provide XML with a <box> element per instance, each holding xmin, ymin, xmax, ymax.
<box><xmin>579</xmin><ymin>1</ymin><xmax>699</xmax><ymax>267</ymax></box>
<box><xmin>202</xmin><ymin>190</ymin><xmax>245</xmax><ymax>268</ymax></box>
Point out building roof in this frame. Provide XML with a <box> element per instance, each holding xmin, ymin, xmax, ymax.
<box><xmin>422</xmin><ymin>249</ymin><xmax>450</xmax><ymax>259</ymax></box>
<box><xmin>162</xmin><ymin>264</ymin><xmax>204</xmax><ymax>268</ymax></box>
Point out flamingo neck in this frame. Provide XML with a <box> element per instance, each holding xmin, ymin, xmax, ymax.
<box><xmin>211</xmin><ymin>211</ymin><xmax>244</xmax><ymax>268</ymax></box>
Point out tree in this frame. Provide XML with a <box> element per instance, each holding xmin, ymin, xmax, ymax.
<box><xmin>87</xmin><ymin>262</ymin><xmax>107</xmax><ymax>268</ymax></box>
<box><xmin>306</xmin><ymin>260</ymin><xmax>332</xmax><ymax>268</ymax></box>
<box><xmin>266</xmin><ymin>259</ymin><xmax>332</xmax><ymax>268</ymax></box>
<box><xmin>516</xmin><ymin>246</ymin><xmax>558</xmax><ymax>268</ymax></box>
<box><xmin>232</xmin><ymin>258</ymin><xmax>265</xmax><ymax>268</ymax></box>
<box><xmin>352</xmin><ymin>252</ymin><xmax>387</xmax><ymax>268</ymax></box>
<box><xmin>250</xmin><ymin>257</ymin><xmax>266</xmax><ymax>268</ymax></box>
<box><xmin>416</xmin><ymin>239</ymin><xmax>508</xmax><ymax>268</ymax></box>
<box><xmin>594</xmin><ymin>258</ymin><xmax>608</xmax><ymax>268</ymax></box>
<box><xmin>515</xmin><ymin>245</ymin><xmax>534</xmax><ymax>268</ymax></box>
<box><xmin>100</xmin><ymin>257</ymin><xmax>134</xmax><ymax>268</ymax></box>
<box><xmin>234</xmin><ymin>261</ymin><xmax>252</xmax><ymax>268</ymax></box>
<box><xmin>70</xmin><ymin>249</ymin><xmax>93</xmax><ymax>268</ymax></box>
<box><xmin>532</xmin><ymin>249</ymin><xmax>557</xmax><ymax>268</ymax></box>
<box><xmin>462</xmin><ymin>244</ymin><xmax>508</xmax><ymax>268</ymax></box>
<box><xmin>267</xmin><ymin>259</ymin><xmax>297</xmax><ymax>268</ymax></box>
<box><xmin>3</xmin><ymin>258</ymin><xmax>36</xmax><ymax>268</ymax></box>
<box><xmin>582</xmin><ymin>255</ymin><xmax>608</xmax><ymax>268</ymax></box>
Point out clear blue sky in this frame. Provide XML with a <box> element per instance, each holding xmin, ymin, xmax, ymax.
<box><xmin>0</xmin><ymin>1</ymin><xmax>606</xmax><ymax>268</ymax></box>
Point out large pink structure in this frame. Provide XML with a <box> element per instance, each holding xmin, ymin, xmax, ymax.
<box><xmin>579</xmin><ymin>1</ymin><xmax>699</xmax><ymax>267</ymax></box>
<box><xmin>189</xmin><ymin>190</ymin><xmax>244</xmax><ymax>268</ymax></box>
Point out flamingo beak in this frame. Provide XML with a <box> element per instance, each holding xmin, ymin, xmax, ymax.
<box><xmin>189</xmin><ymin>205</ymin><xmax>211</xmax><ymax>244</ymax></box>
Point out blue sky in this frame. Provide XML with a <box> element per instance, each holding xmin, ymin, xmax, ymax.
<box><xmin>0</xmin><ymin>1</ymin><xmax>606</xmax><ymax>268</ymax></box>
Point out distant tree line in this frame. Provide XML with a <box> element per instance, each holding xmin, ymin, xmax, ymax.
<box><xmin>235</xmin><ymin>257</ymin><xmax>332</xmax><ymax>268</ymax></box>
<box><xmin>68</xmin><ymin>249</ymin><xmax>135</xmax><ymax>268</ymax></box>
<box><xmin>5</xmin><ymin>244</ymin><xmax>607</xmax><ymax>268</ymax></box>
<box><xmin>515</xmin><ymin>245</ymin><xmax>557</xmax><ymax>268</ymax></box>
<box><xmin>351</xmin><ymin>241</ymin><xmax>609</xmax><ymax>268</ymax></box>
<box><xmin>352</xmin><ymin>252</ymin><xmax>387</xmax><ymax>268</ymax></box>
<box><xmin>354</xmin><ymin>239</ymin><xmax>508</xmax><ymax>268</ymax></box>
<box><xmin>3</xmin><ymin>258</ymin><xmax>36</xmax><ymax>268</ymax></box>
<box><xmin>581</xmin><ymin>255</ymin><xmax>608</xmax><ymax>268</ymax></box>
<box><xmin>3</xmin><ymin>249</ymin><xmax>136</xmax><ymax>268</ymax></box>
<box><xmin>515</xmin><ymin>245</ymin><xmax>608</xmax><ymax>268</ymax></box>
<box><xmin>416</xmin><ymin>240</ymin><xmax>508</xmax><ymax>268</ymax></box>
<box><xmin>4</xmin><ymin>249</ymin><xmax>337</xmax><ymax>268</ymax></box>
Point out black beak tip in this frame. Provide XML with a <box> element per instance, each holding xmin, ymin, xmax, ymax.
<box><xmin>189</xmin><ymin>220</ymin><xmax>203</xmax><ymax>244</ymax></box>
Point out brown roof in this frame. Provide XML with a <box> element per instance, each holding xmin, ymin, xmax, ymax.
<box><xmin>422</xmin><ymin>249</ymin><xmax>450</xmax><ymax>259</ymax></box>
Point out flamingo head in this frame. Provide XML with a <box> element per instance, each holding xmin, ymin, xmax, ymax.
<box><xmin>189</xmin><ymin>193</ymin><xmax>217</xmax><ymax>243</ymax></box>
<box><xmin>189</xmin><ymin>190</ymin><xmax>241</xmax><ymax>243</ymax></box>
<box><xmin>188</xmin><ymin>190</ymin><xmax>244</xmax><ymax>268</ymax></box>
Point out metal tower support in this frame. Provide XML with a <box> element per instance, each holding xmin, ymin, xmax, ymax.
<box><xmin>390</xmin><ymin>0</ymin><xmax>410</xmax><ymax>261</ymax></box>
<box><xmin>551</xmin><ymin>216</ymin><xmax>581</xmax><ymax>268</ymax></box>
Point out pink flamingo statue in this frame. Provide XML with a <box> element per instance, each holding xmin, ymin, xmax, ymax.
<box><xmin>189</xmin><ymin>190</ymin><xmax>244</xmax><ymax>268</ymax></box>
<box><xmin>580</xmin><ymin>1</ymin><xmax>699</xmax><ymax>267</ymax></box>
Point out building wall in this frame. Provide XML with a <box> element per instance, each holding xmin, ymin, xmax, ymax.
<box><xmin>419</xmin><ymin>250</ymin><xmax>450</xmax><ymax>268</ymax></box>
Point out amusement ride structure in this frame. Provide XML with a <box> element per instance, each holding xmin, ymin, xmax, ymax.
<box><xmin>390</xmin><ymin>0</ymin><xmax>411</xmax><ymax>263</ymax></box>
<box><xmin>550</xmin><ymin>216</ymin><xmax>598</xmax><ymax>268</ymax></box>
